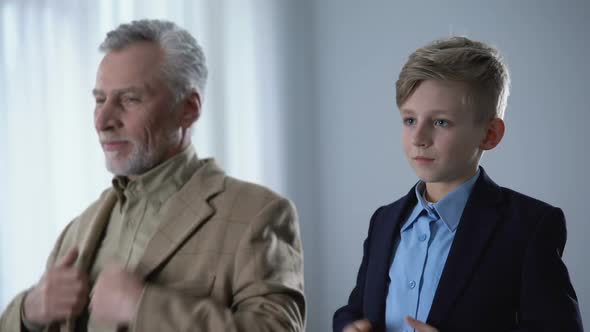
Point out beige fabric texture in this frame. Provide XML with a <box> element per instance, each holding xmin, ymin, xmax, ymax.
<box><xmin>0</xmin><ymin>158</ymin><xmax>305</xmax><ymax>332</ymax></box>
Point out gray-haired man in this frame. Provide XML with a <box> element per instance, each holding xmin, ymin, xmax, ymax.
<box><xmin>1</xmin><ymin>19</ymin><xmax>305</xmax><ymax>332</ymax></box>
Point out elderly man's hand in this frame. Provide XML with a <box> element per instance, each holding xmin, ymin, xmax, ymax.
<box><xmin>406</xmin><ymin>316</ymin><xmax>439</xmax><ymax>332</ymax></box>
<box><xmin>89</xmin><ymin>263</ymin><xmax>143</xmax><ymax>324</ymax></box>
<box><xmin>343</xmin><ymin>319</ymin><xmax>372</xmax><ymax>332</ymax></box>
<box><xmin>23</xmin><ymin>248</ymin><xmax>89</xmax><ymax>325</ymax></box>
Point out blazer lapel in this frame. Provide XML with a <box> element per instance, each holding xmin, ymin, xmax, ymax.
<box><xmin>135</xmin><ymin>159</ymin><xmax>225</xmax><ymax>280</ymax></box>
<box><xmin>65</xmin><ymin>190</ymin><xmax>117</xmax><ymax>332</ymax></box>
<box><xmin>75</xmin><ymin>191</ymin><xmax>118</xmax><ymax>271</ymax></box>
<box><xmin>365</xmin><ymin>188</ymin><xmax>417</xmax><ymax>330</ymax></box>
<box><xmin>427</xmin><ymin>168</ymin><xmax>504</xmax><ymax>326</ymax></box>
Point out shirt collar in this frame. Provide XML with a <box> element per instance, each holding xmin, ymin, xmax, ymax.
<box><xmin>112</xmin><ymin>145</ymin><xmax>201</xmax><ymax>206</ymax></box>
<box><xmin>402</xmin><ymin>168</ymin><xmax>480</xmax><ymax>232</ymax></box>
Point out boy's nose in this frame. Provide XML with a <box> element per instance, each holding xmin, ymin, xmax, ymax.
<box><xmin>412</xmin><ymin>124</ymin><xmax>432</xmax><ymax>147</ymax></box>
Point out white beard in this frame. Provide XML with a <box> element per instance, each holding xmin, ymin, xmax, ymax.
<box><xmin>101</xmin><ymin>129</ymin><xmax>180</xmax><ymax>177</ymax></box>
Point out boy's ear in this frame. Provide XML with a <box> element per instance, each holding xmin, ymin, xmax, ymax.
<box><xmin>480</xmin><ymin>118</ymin><xmax>505</xmax><ymax>151</ymax></box>
<box><xmin>179</xmin><ymin>90</ymin><xmax>202</xmax><ymax>129</ymax></box>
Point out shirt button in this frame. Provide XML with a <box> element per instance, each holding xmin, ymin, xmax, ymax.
<box><xmin>419</xmin><ymin>234</ymin><xmax>427</xmax><ymax>242</ymax></box>
<box><xmin>409</xmin><ymin>280</ymin><xmax>416</xmax><ymax>289</ymax></box>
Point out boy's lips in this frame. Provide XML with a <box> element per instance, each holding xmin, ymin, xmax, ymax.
<box><xmin>414</xmin><ymin>156</ymin><xmax>434</xmax><ymax>163</ymax></box>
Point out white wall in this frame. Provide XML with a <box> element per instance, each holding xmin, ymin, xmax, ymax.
<box><xmin>306</xmin><ymin>0</ymin><xmax>589</xmax><ymax>330</ymax></box>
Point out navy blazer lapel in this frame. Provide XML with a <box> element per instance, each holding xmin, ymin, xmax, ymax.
<box><xmin>427</xmin><ymin>168</ymin><xmax>504</xmax><ymax>327</ymax></box>
<box><xmin>364</xmin><ymin>187</ymin><xmax>417</xmax><ymax>330</ymax></box>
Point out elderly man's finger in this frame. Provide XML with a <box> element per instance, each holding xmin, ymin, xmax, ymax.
<box><xmin>56</xmin><ymin>248</ymin><xmax>79</xmax><ymax>268</ymax></box>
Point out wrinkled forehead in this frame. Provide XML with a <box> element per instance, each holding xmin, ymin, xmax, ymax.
<box><xmin>95</xmin><ymin>42</ymin><xmax>164</xmax><ymax>90</ymax></box>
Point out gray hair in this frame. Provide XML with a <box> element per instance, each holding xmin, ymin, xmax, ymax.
<box><xmin>99</xmin><ymin>19</ymin><xmax>207</xmax><ymax>102</ymax></box>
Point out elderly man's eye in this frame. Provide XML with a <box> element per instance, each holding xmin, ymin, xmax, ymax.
<box><xmin>121</xmin><ymin>96</ymin><xmax>140</xmax><ymax>105</ymax></box>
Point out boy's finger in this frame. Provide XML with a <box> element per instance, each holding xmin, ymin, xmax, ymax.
<box><xmin>405</xmin><ymin>316</ymin><xmax>437</xmax><ymax>331</ymax></box>
<box><xmin>353</xmin><ymin>319</ymin><xmax>372</xmax><ymax>331</ymax></box>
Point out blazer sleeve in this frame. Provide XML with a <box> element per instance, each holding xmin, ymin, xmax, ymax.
<box><xmin>516</xmin><ymin>207</ymin><xmax>584</xmax><ymax>332</ymax></box>
<box><xmin>0</xmin><ymin>220</ymin><xmax>76</xmax><ymax>332</ymax></box>
<box><xmin>131</xmin><ymin>197</ymin><xmax>306</xmax><ymax>332</ymax></box>
<box><xmin>332</xmin><ymin>207</ymin><xmax>382</xmax><ymax>332</ymax></box>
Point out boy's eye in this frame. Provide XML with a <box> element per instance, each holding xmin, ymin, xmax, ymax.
<box><xmin>434</xmin><ymin>119</ymin><xmax>449</xmax><ymax>127</ymax></box>
<box><xmin>403</xmin><ymin>118</ymin><xmax>416</xmax><ymax>126</ymax></box>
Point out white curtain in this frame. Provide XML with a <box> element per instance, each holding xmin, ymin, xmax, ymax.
<box><xmin>0</xmin><ymin>0</ymin><xmax>289</xmax><ymax>310</ymax></box>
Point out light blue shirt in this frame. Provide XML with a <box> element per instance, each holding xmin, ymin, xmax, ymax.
<box><xmin>385</xmin><ymin>170</ymin><xmax>480</xmax><ymax>332</ymax></box>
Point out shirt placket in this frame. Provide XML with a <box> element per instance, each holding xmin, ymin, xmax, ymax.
<box><xmin>410</xmin><ymin>213</ymin><xmax>434</xmax><ymax>321</ymax></box>
<box><xmin>416</xmin><ymin>208</ymin><xmax>439</xmax><ymax>324</ymax></box>
<box><xmin>120</xmin><ymin>190</ymin><xmax>147</xmax><ymax>269</ymax></box>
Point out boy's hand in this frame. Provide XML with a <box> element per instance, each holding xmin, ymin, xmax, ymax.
<box><xmin>406</xmin><ymin>316</ymin><xmax>439</xmax><ymax>332</ymax></box>
<box><xmin>23</xmin><ymin>248</ymin><xmax>89</xmax><ymax>325</ymax></box>
<box><xmin>343</xmin><ymin>319</ymin><xmax>372</xmax><ymax>332</ymax></box>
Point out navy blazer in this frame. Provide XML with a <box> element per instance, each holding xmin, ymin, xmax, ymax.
<box><xmin>333</xmin><ymin>168</ymin><xmax>583</xmax><ymax>332</ymax></box>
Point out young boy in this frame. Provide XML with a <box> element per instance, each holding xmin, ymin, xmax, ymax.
<box><xmin>333</xmin><ymin>37</ymin><xmax>583</xmax><ymax>332</ymax></box>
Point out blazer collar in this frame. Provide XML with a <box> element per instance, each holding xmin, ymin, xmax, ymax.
<box><xmin>134</xmin><ymin>158</ymin><xmax>225</xmax><ymax>279</ymax></box>
<box><xmin>76</xmin><ymin>190</ymin><xmax>118</xmax><ymax>272</ymax></box>
<box><xmin>426</xmin><ymin>166</ymin><xmax>504</xmax><ymax>326</ymax></box>
<box><xmin>66</xmin><ymin>159</ymin><xmax>225</xmax><ymax>332</ymax></box>
<box><xmin>365</xmin><ymin>167</ymin><xmax>503</xmax><ymax>330</ymax></box>
<box><xmin>364</xmin><ymin>186</ymin><xmax>417</xmax><ymax>330</ymax></box>
<box><xmin>67</xmin><ymin>191</ymin><xmax>118</xmax><ymax>332</ymax></box>
<box><xmin>75</xmin><ymin>158</ymin><xmax>226</xmax><ymax>277</ymax></box>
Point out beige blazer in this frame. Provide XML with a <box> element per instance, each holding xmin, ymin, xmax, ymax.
<box><xmin>1</xmin><ymin>159</ymin><xmax>305</xmax><ymax>331</ymax></box>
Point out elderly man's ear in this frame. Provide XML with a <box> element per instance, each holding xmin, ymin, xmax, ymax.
<box><xmin>180</xmin><ymin>90</ymin><xmax>202</xmax><ymax>129</ymax></box>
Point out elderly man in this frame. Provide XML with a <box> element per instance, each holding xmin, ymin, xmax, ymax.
<box><xmin>0</xmin><ymin>19</ymin><xmax>305</xmax><ymax>331</ymax></box>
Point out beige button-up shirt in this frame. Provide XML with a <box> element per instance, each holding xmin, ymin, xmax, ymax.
<box><xmin>82</xmin><ymin>146</ymin><xmax>201</xmax><ymax>331</ymax></box>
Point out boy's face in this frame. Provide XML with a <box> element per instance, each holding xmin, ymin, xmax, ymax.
<box><xmin>399</xmin><ymin>79</ymin><xmax>488</xmax><ymax>191</ymax></box>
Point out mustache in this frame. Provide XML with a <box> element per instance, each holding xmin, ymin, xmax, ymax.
<box><xmin>98</xmin><ymin>132</ymin><xmax>127</xmax><ymax>143</ymax></box>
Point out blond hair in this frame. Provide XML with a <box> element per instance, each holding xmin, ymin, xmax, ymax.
<box><xmin>396</xmin><ymin>36</ymin><xmax>510</xmax><ymax>121</ymax></box>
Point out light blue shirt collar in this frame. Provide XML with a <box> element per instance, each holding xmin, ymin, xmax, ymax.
<box><xmin>402</xmin><ymin>169</ymin><xmax>481</xmax><ymax>232</ymax></box>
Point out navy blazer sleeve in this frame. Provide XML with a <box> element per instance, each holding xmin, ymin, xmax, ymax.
<box><xmin>333</xmin><ymin>207</ymin><xmax>382</xmax><ymax>332</ymax></box>
<box><xmin>516</xmin><ymin>207</ymin><xmax>584</xmax><ymax>332</ymax></box>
